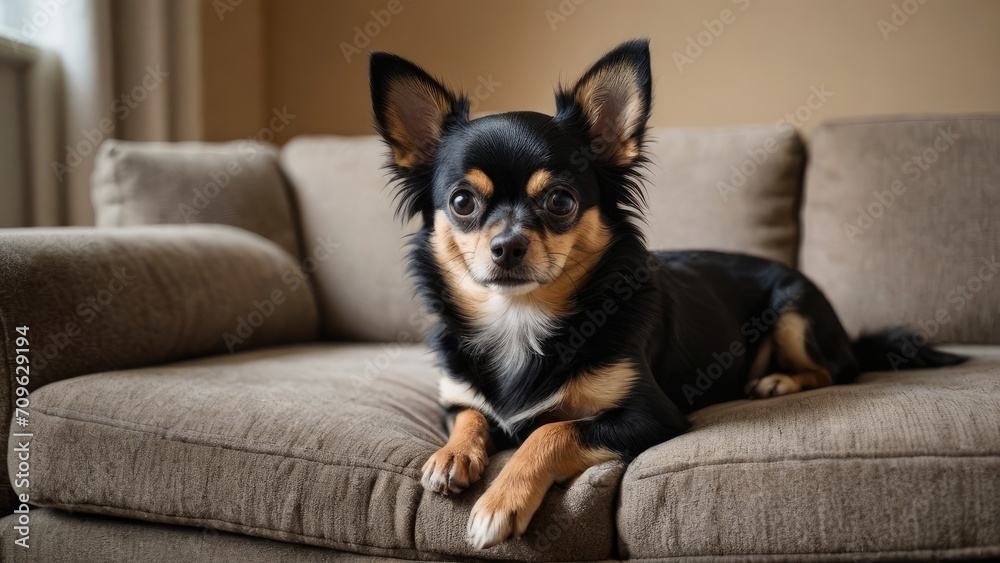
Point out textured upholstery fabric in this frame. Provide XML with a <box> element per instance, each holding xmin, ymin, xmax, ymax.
<box><xmin>279</xmin><ymin>127</ymin><xmax>805</xmax><ymax>341</ymax></box>
<box><xmin>0</xmin><ymin>226</ymin><xmax>319</xmax><ymax>513</ymax></box>
<box><xmin>801</xmin><ymin>116</ymin><xmax>1000</xmax><ymax>343</ymax></box>
<box><xmin>617</xmin><ymin>345</ymin><xmax>1000</xmax><ymax>560</ymax></box>
<box><xmin>91</xmin><ymin>139</ymin><xmax>302</xmax><ymax>258</ymax></box>
<box><xmin>0</xmin><ymin>509</ymin><xmax>395</xmax><ymax>563</ymax></box>
<box><xmin>642</xmin><ymin>126</ymin><xmax>805</xmax><ymax>266</ymax></box>
<box><xmin>15</xmin><ymin>344</ymin><xmax>623</xmax><ymax>561</ymax></box>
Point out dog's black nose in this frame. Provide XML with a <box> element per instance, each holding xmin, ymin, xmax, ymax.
<box><xmin>490</xmin><ymin>232</ymin><xmax>529</xmax><ymax>269</ymax></box>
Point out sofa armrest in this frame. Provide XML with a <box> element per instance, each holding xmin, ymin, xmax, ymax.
<box><xmin>0</xmin><ymin>225</ymin><xmax>319</xmax><ymax>511</ymax></box>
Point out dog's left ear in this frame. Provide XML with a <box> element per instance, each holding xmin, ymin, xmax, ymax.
<box><xmin>557</xmin><ymin>39</ymin><xmax>652</xmax><ymax>168</ymax></box>
<box><xmin>370</xmin><ymin>52</ymin><xmax>466</xmax><ymax>170</ymax></box>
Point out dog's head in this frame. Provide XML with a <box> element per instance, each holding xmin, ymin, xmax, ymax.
<box><xmin>370</xmin><ymin>40</ymin><xmax>652</xmax><ymax>302</ymax></box>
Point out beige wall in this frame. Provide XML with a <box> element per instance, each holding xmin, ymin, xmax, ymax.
<box><xmin>201</xmin><ymin>0</ymin><xmax>267</xmax><ymax>141</ymax></box>
<box><xmin>203</xmin><ymin>0</ymin><xmax>1000</xmax><ymax>143</ymax></box>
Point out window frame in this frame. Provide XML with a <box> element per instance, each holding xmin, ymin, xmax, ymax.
<box><xmin>0</xmin><ymin>31</ymin><xmax>62</xmax><ymax>226</ymax></box>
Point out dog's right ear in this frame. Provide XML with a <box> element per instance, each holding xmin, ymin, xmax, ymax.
<box><xmin>370</xmin><ymin>53</ymin><xmax>466</xmax><ymax>170</ymax></box>
<box><xmin>556</xmin><ymin>40</ymin><xmax>652</xmax><ymax>169</ymax></box>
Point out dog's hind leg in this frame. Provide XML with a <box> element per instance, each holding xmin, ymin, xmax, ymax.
<box><xmin>745</xmin><ymin>311</ymin><xmax>833</xmax><ymax>398</ymax></box>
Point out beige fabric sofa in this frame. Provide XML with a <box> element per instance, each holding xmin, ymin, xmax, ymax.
<box><xmin>2</xmin><ymin>116</ymin><xmax>998</xmax><ymax>562</ymax></box>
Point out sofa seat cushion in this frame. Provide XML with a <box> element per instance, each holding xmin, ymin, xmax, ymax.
<box><xmin>617</xmin><ymin>345</ymin><xmax>1000</xmax><ymax>561</ymax></box>
<box><xmin>12</xmin><ymin>344</ymin><xmax>622</xmax><ymax>561</ymax></box>
<box><xmin>0</xmin><ymin>508</ymin><xmax>392</xmax><ymax>563</ymax></box>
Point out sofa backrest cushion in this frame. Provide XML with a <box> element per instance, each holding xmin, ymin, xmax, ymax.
<box><xmin>642</xmin><ymin>126</ymin><xmax>804</xmax><ymax>265</ymax></box>
<box><xmin>280</xmin><ymin>136</ymin><xmax>424</xmax><ymax>342</ymax></box>
<box><xmin>91</xmin><ymin>140</ymin><xmax>302</xmax><ymax>259</ymax></box>
<box><xmin>281</xmin><ymin>126</ymin><xmax>805</xmax><ymax>342</ymax></box>
<box><xmin>801</xmin><ymin>116</ymin><xmax>1000</xmax><ymax>344</ymax></box>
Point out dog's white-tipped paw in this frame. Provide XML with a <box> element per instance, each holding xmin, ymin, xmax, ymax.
<box><xmin>746</xmin><ymin>373</ymin><xmax>802</xmax><ymax>398</ymax></box>
<box><xmin>466</xmin><ymin>500</ymin><xmax>515</xmax><ymax>549</ymax></box>
<box><xmin>421</xmin><ymin>447</ymin><xmax>487</xmax><ymax>496</ymax></box>
<box><xmin>466</xmin><ymin>485</ymin><xmax>538</xmax><ymax>549</ymax></box>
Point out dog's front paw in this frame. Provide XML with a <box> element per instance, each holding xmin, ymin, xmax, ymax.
<box><xmin>745</xmin><ymin>373</ymin><xmax>802</xmax><ymax>398</ymax></box>
<box><xmin>467</xmin><ymin>486</ymin><xmax>532</xmax><ymax>549</ymax></box>
<box><xmin>421</xmin><ymin>445</ymin><xmax>487</xmax><ymax>495</ymax></box>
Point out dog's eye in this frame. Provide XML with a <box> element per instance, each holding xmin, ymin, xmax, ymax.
<box><xmin>450</xmin><ymin>190</ymin><xmax>477</xmax><ymax>216</ymax></box>
<box><xmin>545</xmin><ymin>189</ymin><xmax>577</xmax><ymax>217</ymax></box>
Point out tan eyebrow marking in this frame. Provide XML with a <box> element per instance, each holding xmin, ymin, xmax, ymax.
<box><xmin>465</xmin><ymin>168</ymin><xmax>494</xmax><ymax>198</ymax></box>
<box><xmin>526</xmin><ymin>169</ymin><xmax>553</xmax><ymax>198</ymax></box>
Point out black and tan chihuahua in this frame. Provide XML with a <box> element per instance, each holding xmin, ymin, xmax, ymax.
<box><xmin>369</xmin><ymin>39</ymin><xmax>965</xmax><ymax>548</ymax></box>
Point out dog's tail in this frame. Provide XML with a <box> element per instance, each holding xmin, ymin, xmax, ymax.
<box><xmin>851</xmin><ymin>328</ymin><xmax>968</xmax><ymax>372</ymax></box>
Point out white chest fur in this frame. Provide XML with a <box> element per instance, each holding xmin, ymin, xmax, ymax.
<box><xmin>438</xmin><ymin>375</ymin><xmax>564</xmax><ymax>435</ymax></box>
<box><xmin>464</xmin><ymin>293</ymin><xmax>555</xmax><ymax>376</ymax></box>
